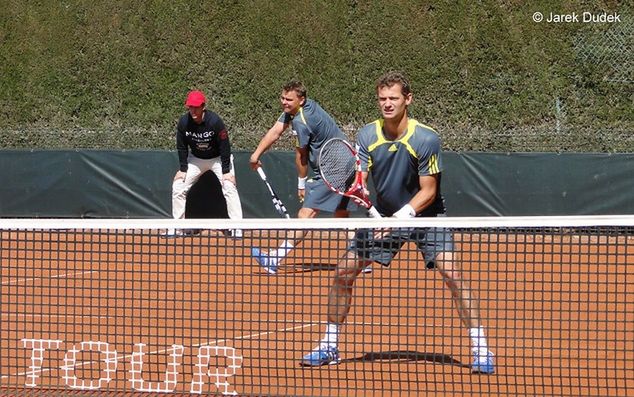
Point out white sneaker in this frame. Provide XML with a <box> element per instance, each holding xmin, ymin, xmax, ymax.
<box><xmin>161</xmin><ymin>228</ymin><xmax>183</xmax><ymax>238</ymax></box>
<box><xmin>222</xmin><ymin>229</ymin><xmax>243</xmax><ymax>238</ymax></box>
<box><xmin>361</xmin><ymin>265</ymin><xmax>372</xmax><ymax>273</ymax></box>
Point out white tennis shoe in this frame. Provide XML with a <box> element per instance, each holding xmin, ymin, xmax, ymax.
<box><xmin>161</xmin><ymin>228</ymin><xmax>184</xmax><ymax>238</ymax></box>
<box><xmin>222</xmin><ymin>229</ymin><xmax>243</xmax><ymax>238</ymax></box>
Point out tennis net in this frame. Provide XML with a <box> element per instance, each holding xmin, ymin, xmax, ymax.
<box><xmin>1</xmin><ymin>216</ymin><xmax>633</xmax><ymax>396</ymax></box>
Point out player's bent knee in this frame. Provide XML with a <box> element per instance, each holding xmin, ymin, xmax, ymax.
<box><xmin>333</xmin><ymin>271</ymin><xmax>357</xmax><ymax>287</ymax></box>
<box><xmin>439</xmin><ymin>269</ymin><xmax>464</xmax><ymax>286</ymax></box>
<box><xmin>333</xmin><ymin>266</ymin><xmax>359</xmax><ymax>284</ymax></box>
<box><xmin>334</xmin><ymin>259</ymin><xmax>368</xmax><ymax>285</ymax></box>
<box><xmin>297</xmin><ymin>208</ymin><xmax>318</xmax><ymax>219</ymax></box>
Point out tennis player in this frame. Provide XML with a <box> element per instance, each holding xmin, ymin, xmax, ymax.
<box><xmin>300</xmin><ymin>71</ymin><xmax>495</xmax><ymax>374</ymax></box>
<box><xmin>165</xmin><ymin>90</ymin><xmax>243</xmax><ymax>237</ymax></box>
<box><xmin>249</xmin><ymin>80</ymin><xmax>369</xmax><ymax>274</ymax></box>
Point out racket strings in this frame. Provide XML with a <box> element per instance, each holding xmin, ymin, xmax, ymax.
<box><xmin>319</xmin><ymin>141</ymin><xmax>356</xmax><ymax>192</ymax></box>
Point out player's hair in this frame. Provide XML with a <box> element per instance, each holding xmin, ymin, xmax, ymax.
<box><xmin>376</xmin><ymin>71</ymin><xmax>412</xmax><ymax>96</ymax></box>
<box><xmin>282</xmin><ymin>79</ymin><xmax>307</xmax><ymax>98</ymax></box>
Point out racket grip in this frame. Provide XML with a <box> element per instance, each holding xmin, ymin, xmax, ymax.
<box><xmin>256</xmin><ymin>167</ymin><xmax>267</xmax><ymax>181</ymax></box>
<box><xmin>368</xmin><ymin>206</ymin><xmax>382</xmax><ymax>218</ymax></box>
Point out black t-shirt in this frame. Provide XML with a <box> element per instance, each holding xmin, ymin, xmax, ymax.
<box><xmin>175</xmin><ymin>110</ymin><xmax>231</xmax><ymax>173</ymax></box>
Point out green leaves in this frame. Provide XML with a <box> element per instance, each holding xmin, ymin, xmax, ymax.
<box><xmin>1</xmin><ymin>1</ymin><xmax>630</xmax><ymax>152</ymax></box>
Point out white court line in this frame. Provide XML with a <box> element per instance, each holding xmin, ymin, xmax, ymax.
<box><xmin>1</xmin><ymin>271</ymin><xmax>97</xmax><ymax>286</ymax></box>
<box><xmin>1</xmin><ymin>314</ymin><xmax>114</xmax><ymax>321</ymax></box>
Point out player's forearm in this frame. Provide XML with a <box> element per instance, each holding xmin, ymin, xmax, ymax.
<box><xmin>216</xmin><ymin>129</ymin><xmax>232</xmax><ymax>174</ymax></box>
<box><xmin>295</xmin><ymin>148</ymin><xmax>308</xmax><ymax>178</ymax></box>
<box><xmin>254</xmin><ymin>125</ymin><xmax>285</xmax><ymax>158</ymax></box>
<box><xmin>409</xmin><ymin>192</ymin><xmax>436</xmax><ymax>214</ymax></box>
<box><xmin>177</xmin><ymin>152</ymin><xmax>188</xmax><ymax>172</ymax></box>
<box><xmin>296</xmin><ymin>165</ymin><xmax>308</xmax><ymax>179</ymax></box>
<box><xmin>408</xmin><ymin>176</ymin><xmax>439</xmax><ymax>214</ymax></box>
<box><xmin>175</xmin><ymin>131</ymin><xmax>189</xmax><ymax>171</ymax></box>
<box><xmin>176</xmin><ymin>146</ymin><xmax>189</xmax><ymax>172</ymax></box>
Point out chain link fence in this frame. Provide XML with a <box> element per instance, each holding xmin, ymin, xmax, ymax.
<box><xmin>574</xmin><ymin>17</ymin><xmax>633</xmax><ymax>83</ymax></box>
<box><xmin>437</xmin><ymin>17</ymin><xmax>632</xmax><ymax>153</ymax></box>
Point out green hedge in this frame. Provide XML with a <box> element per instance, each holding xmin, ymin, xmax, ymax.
<box><xmin>1</xmin><ymin>1</ymin><xmax>631</xmax><ymax>151</ymax></box>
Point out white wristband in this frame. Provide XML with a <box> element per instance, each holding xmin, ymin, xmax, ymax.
<box><xmin>298</xmin><ymin>176</ymin><xmax>308</xmax><ymax>189</ymax></box>
<box><xmin>392</xmin><ymin>204</ymin><xmax>416</xmax><ymax>219</ymax></box>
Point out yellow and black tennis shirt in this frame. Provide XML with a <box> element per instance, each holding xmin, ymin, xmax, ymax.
<box><xmin>356</xmin><ymin>118</ymin><xmax>446</xmax><ymax>217</ymax></box>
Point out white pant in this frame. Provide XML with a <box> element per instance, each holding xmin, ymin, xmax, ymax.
<box><xmin>172</xmin><ymin>155</ymin><xmax>243</xmax><ymax>220</ymax></box>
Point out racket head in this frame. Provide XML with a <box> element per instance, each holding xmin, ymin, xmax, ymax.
<box><xmin>318</xmin><ymin>138</ymin><xmax>357</xmax><ymax>194</ymax></box>
<box><xmin>319</xmin><ymin>138</ymin><xmax>373</xmax><ymax>209</ymax></box>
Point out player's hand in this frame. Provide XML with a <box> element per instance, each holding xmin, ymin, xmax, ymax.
<box><xmin>392</xmin><ymin>204</ymin><xmax>416</xmax><ymax>219</ymax></box>
<box><xmin>371</xmin><ymin>209</ymin><xmax>391</xmax><ymax>238</ymax></box>
<box><xmin>222</xmin><ymin>174</ymin><xmax>236</xmax><ymax>187</ymax></box>
<box><xmin>174</xmin><ymin>171</ymin><xmax>186</xmax><ymax>181</ymax></box>
<box><xmin>297</xmin><ymin>188</ymin><xmax>305</xmax><ymax>203</ymax></box>
<box><xmin>248</xmin><ymin>153</ymin><xmax>261</xmax><ymax>170</ymax></box>
<box><xmin>373</xmin><ymin>227</ymin><xmax>392</xmax><ymax>239</ymax></box>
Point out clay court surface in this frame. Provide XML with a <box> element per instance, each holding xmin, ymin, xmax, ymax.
<box><xmin>1</xmin><ymin>229</ymin><xmax>632</xmax><ymax>396</ymax></box>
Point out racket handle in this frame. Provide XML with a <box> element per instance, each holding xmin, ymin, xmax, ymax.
<box><xmin>256</xmin><ymin>167</ymin><xmax>267</xmax><ymax>181</ymax></box>
<box><xmin>368</xmin><ymin>206</ymin><xmax>382</xmax><ymax>218</ymax></box>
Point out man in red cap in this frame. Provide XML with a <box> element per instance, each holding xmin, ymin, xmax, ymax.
<box><xmin>164</xmin><ymin>90</ymin><xmax>243</xmax><ymax>237</ymax></box>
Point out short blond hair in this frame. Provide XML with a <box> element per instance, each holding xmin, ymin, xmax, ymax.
<box><xmin>282</xmin><ymin>79</ymin><xmax>307</xmax><ymax>98</ymax></box>
<box><xmin>376</xmin><ymin>71</ymin><xmax>411</xmax><ymax>96</ymax></box>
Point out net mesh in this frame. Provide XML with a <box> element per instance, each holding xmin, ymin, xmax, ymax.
<box><xmin>1</xmin><ymin>216</ymin><xmax>633</xmax><ymax>396</ymax></box>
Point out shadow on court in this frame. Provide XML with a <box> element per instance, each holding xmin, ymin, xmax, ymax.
<box><xmin>342</xmin><ymin>351</ymin><xmax>467</xmax><ymax>368</ymax></box>
<box><xmin>185</xmin><ymin>170</ymin><xmax>229</xmax><ymax>225</ymax></box>
<box><xmin>254</xmin><ymin>262</ymin><xmax>358</xmax><ymax>275</ymax></box>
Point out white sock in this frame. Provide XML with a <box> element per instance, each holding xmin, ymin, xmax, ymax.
<box><xmin>469</xmin><ymin>326</ymin><xmax>489</xmax><ymax>354</ymax></box>
<box><xmin>321</xmin><ymin>323</ymin><xmax>340</xmax><ymax>348</ymax></box>
<box><xmin>271</xmin><ymin>240</ymin><xmax>294</xmax><ymax>259</ymax></box>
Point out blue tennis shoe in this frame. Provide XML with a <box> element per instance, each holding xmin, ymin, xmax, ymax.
<box><xmin>251</xmin><ymin>247</ymin><xmax>278</xmax><ymax>274</ymax></box>
<box><xmin>471</xmin><ymin>350</ymin><xmax>495</xmax><ymax>374</ymax></box>
<box><xmin>299</xmin><ymin>345</ymin><xmax>340</xmax><ymax>367</ymax></box>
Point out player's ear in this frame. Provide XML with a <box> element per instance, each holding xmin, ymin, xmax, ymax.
<box><xmin>405</xmin><ymin>93</ymin><xmax>413</xmax><ymax>105</ymax></box>
<box><xmin>299</xmin><ymin>96</ymin><xmax>306</xmax><ymax>106</ymax></box>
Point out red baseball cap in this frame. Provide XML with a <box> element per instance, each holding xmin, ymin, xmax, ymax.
<box><xmin>185</xmin><ymin>90</ymin><xmax>206</xmax><ymax>107</ymax></box>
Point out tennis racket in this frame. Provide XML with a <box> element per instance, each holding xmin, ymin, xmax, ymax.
<box><xmin>256</xmin><ymin>166</ymin><xmax>291</xmax><ymax>219</ymax></box>
<box><xmin>318</xmin><ymin>138</ymin><xmax>381</xmax><ymax>218</ymax></box>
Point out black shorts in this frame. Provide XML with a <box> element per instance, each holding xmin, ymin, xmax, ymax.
<box><xmin>349</xmin><ymin>226</ymin><xmax>454</xmax><ymax>269</ymax></box>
